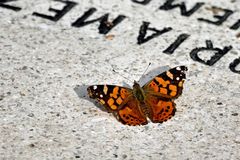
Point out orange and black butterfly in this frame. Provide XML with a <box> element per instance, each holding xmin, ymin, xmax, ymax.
<box><xmin>87</xmin><ymin>66</ymin><xmax>187</xmax><ymax>126</ymax></box>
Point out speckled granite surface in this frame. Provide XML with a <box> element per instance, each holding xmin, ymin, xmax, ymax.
<box><xmin>0</xmin><ymin>0</ymin><xmax>239</xmax><ymax>159</ymax></box>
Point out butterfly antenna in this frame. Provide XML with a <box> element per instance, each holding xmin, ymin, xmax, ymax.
<box><xmin>112</xmin><ymin>68</ymin><xmax>132</xmax><ymax>83</ymax></box>
<box><xmin>138</xmin><ymin>62</ymin><xmax>151</xmax><ymax>82</ymax></box>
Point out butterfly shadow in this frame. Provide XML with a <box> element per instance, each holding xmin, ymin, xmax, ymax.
<box><xmin>138</xmin><ymin>65</ymin><xmax>170</xmax><ymax>86</ymax></box>
<box><xmin>74</xmin><ymin>84</ymin><xmax>109</xmax><ymax>112</ymax></box>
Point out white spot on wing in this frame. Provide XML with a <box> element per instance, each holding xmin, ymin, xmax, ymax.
<box><xmin>176</xmin><ymin>67</ymin><xmax>181</xmax><ymax>71</ymax></box>
<box><xmin>100</xmin><ymin>94</ymin><xmax>103</xmax><ymax>98</ymax></box>
<box><xmin>93</xmin><ymin>86</ymin><xmax>97</xmax><ymax>90</ymax></box>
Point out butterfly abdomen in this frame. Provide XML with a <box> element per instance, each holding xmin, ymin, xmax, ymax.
<box><xmin>140</xmin><ymin>102</ymin><xmax>151</xmax><ymax>118</ymax></box>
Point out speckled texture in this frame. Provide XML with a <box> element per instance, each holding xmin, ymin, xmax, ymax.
<box><xmin>0</xmin><ymin>0</ymin><xmax>240</xmax><ymax>159</ymax></box>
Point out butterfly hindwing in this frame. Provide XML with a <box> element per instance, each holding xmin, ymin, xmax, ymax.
<box><xmin>87</xmin><ymin>85</ymin><xmax>132</xmax><ymax>111</ymax></box>
<box><xmin>117</xmin><ymin>96</ymin><xmax>148</xmax><ymax>126</ymax></box>
<box><xmin>143</xmin><ymin>66</ymin><xmax>187</xmax><ymax>99</ymax></box>
<box><xmin>145</xmin><ymin>95</ymin><xmax>176</xmax><ymax>123</ymax></box>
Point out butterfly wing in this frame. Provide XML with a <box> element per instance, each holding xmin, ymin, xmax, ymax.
<box><xmin>87</xmin><ymin>85</ymin><xmax>148</xmax><ymax>125</ymax></box>
<box><xmin>116</xmin><ymin>96</ymin><xmax>148</xmax><ymax>126</ymax></box>
<box><xmin>87</xmin><ymin>85</ymin><xmax>132</xmax><ymax>111</ymax></box>
<box><xmin>143</xmin><ymin>66</ymin><xmax>187</xmax><ymax>123</ymax></box>
<box><xmin>145</xmin><ymin>95</ymin><xmax>176</xmax><ymax>123</ymax></box>
<box><xmin>143</xmin><ymin>66</ymin><xmax>187</xmax><ymax>99</ymax></box>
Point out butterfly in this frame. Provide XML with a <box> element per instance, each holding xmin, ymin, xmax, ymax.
<box><xmin>87</xmin><ymin>66</ymin><xmax>187</xmax><ymax>126</ymax></box>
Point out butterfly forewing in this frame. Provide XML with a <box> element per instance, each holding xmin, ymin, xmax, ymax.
<box><xmin>87</xmin><ymin>85</ymin><xmax>132</xmax><ymax>111</ymax></box>
<box><xmin>143</xmin><ymin>66</ymin><xmax>187</xmax><ymax>99</ymax></box>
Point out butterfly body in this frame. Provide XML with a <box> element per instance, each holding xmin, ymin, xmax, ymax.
<box><xmin>87</xmin><ymin>66</ymin><xmax>187</xmax><ymax>126</ymax></box>
<box><xmin>132</xmin><ymin>80</ymin><xmax>145</xmax><ymax>103</ymax></box>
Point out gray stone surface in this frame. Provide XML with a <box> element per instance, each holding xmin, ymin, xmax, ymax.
<box><xmin>0</xmin><ymin>0</ymin><xmax>239</xmax><ymax>159</ymax></box>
